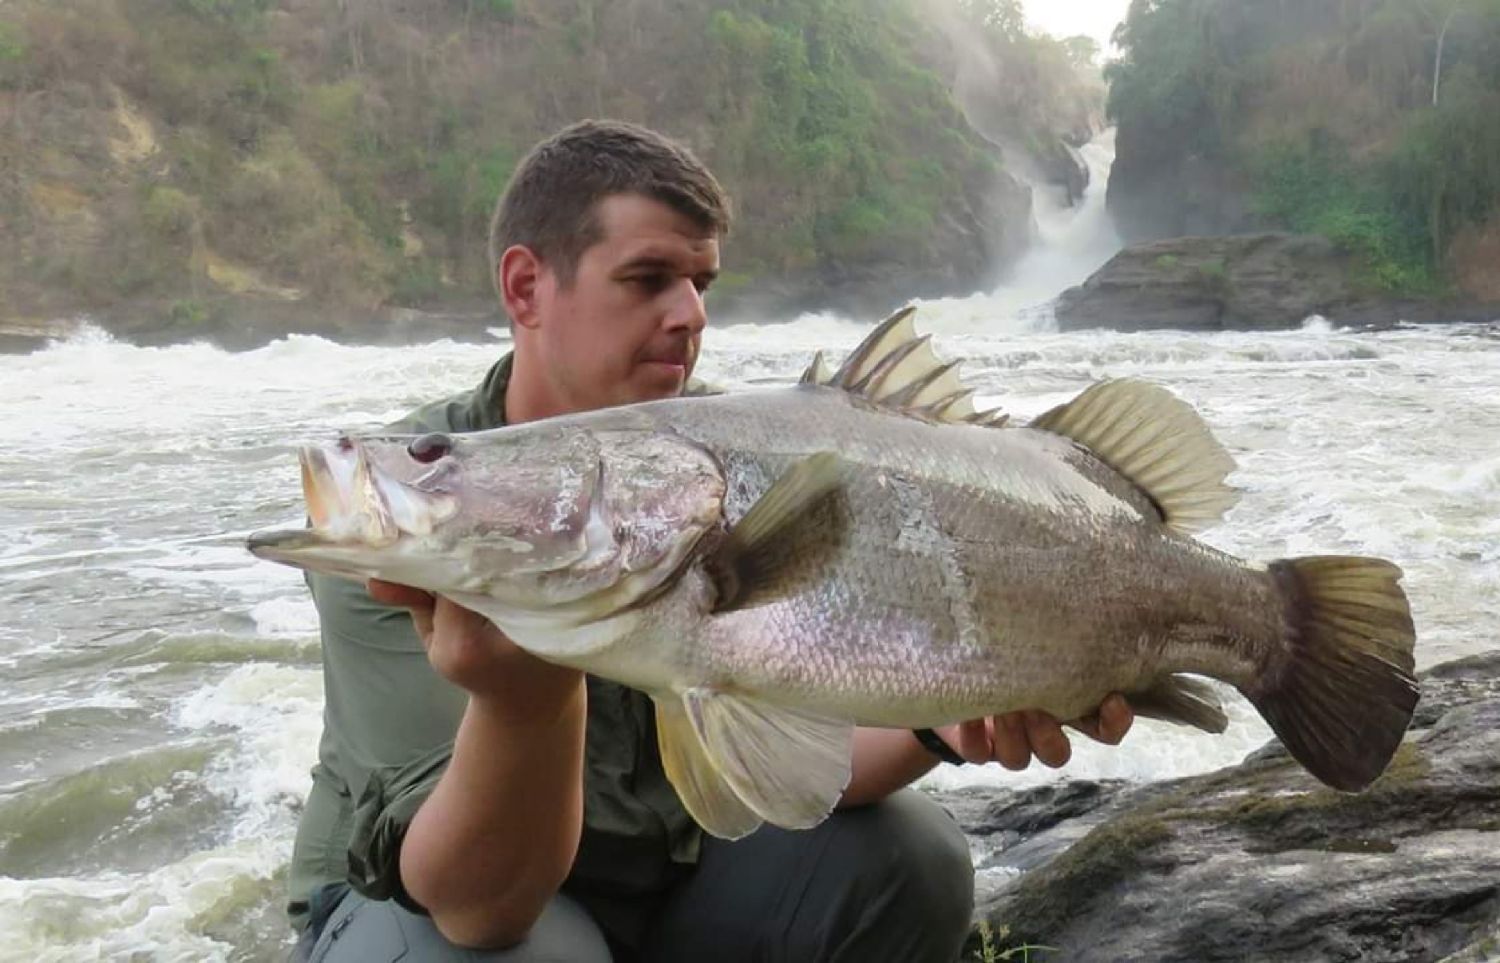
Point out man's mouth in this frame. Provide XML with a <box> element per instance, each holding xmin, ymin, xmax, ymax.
<box><xmin>641</xmin><ymin>356</ymin><xmax>690</xmax><ymax>374</ymax></box>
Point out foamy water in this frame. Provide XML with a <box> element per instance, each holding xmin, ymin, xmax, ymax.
<box><xmin>2</xmin><ymin>310</ymin><xmax>1496</xmax><ymax>959</ymax></box>
<box><xmin>5</xmin><ymin>123</ymin><xmax>1499</xmax><ymax>956</ymax></box>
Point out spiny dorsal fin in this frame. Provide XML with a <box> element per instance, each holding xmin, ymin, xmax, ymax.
<box><xmin>799</xmin><ymin>350</ymin><xmax>833</xmax><ymax>386</ymax></box>
<box><xmin>708</xmin><ymin>453</ymin><xmax>848</xmax><ymax>613</ymax></box>
<box><xmin>804</xmin><ymin>307</ymin><xmax>1005</xmax><ymax>426</ymax></box>
<box><xmin>1031</xmin><ymin>379</ymin><xmax>1238</xmax><ymax>534</ymax></box>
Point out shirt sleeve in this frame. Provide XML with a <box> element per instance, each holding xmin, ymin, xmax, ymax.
<box><xmin>345</xmin><ymin>740</ymin><xmax>454</xmax><ymax>915</ymax></box>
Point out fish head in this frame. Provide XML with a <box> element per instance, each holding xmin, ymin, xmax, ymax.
<box><xmin>248</xmin><ymin>421</ymin><xmax>725</xmax><ymax>637</ymax></box>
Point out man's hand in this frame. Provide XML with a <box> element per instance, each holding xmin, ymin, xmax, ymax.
<box><xmin>367</xmin><ymin>579</ymin><xmax>578</xmax><ymax>717</ymax></box>
<box><xmin>366</xmin><ymin>578</ymin><xmax>587</xmax><ymax>947</ymax></box>
<box><xmin>934</xmin><ymin>694</ymin><xmax>1134</xmax><ymax>769</ymax></box>
<box><xmin>841</xmin><ymin>694</ymin><xmax>1134</xmax><ymax>807</ymax></box>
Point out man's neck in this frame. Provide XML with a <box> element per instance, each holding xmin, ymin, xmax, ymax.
<box><xmin>503</xmin><ymin>355</ymin><xmax>574</xmax><ymax>426</ymax></box>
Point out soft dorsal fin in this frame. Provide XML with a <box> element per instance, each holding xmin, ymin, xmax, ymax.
<box><xmin>801</xmin><ymin>307</ymin><xmax>1006</xmax><ymax>426</ymax></box>
<box><xmin>1031</xmin><ymin>379</ymin><xmax>1238</xmax><ymax>534</ymax></box>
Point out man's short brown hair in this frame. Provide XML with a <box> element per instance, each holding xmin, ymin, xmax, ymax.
<box><xmin>488</xmin><ymin>120</ymin><xmax>731</xmax><ymax>292</ymax></box>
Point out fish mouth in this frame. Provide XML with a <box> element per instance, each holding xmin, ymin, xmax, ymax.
<box><xmin>300</xmin><ymin>442</ymin><xmax>401</xmax><ymax>546</ymax></box>
<box><xmin>247</xmin><ymin>439</ymin><xmax>456</xmax><ymax>569</ymax></box>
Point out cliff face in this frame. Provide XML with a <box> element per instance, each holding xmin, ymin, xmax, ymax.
<box><xmin>0</xmin><ymin>0</ymin><xmax>1101</xmax><ymax>336</ymax></box>
<box><xmin>1103</xmin><ymin>0</ymin><xmax>1500</xmax><ymax>301</ymax></box>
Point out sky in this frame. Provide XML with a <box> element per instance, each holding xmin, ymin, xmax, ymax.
<box><xmin>1022</xmin><ymin>0</ymin><xmax>1132</xmax><ymax>49</ymax></box>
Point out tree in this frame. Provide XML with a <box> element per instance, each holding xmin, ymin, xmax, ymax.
<box><xmin>1062</xmin><ymin>34</ymin><xmax>1100</xmax><ymax>68</ymax></box>
<box><xmin>958</xmin><ymin>0</ymin><xmax>1025</xmax><ymax>42</ymax></box>
<box><xmin>1427</xmin><ymin>0</ymin><xmax>1500</xmax><ymax>105</ymax></box>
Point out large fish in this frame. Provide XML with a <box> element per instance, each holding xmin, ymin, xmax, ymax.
<box><xmin>248</xmin><ymin>310</ymin><xmax>1418</xmax><ymax>839</ymax></box>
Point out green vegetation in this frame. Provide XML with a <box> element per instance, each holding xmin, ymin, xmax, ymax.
<box><xmin>1106</xmin><ymin>0</ymin><xmax>1500</xmax><ymax>295</ymax></box>
<box><xmin>972</xmin><ymin>921</ymin><xmax>1056</xmax><ymax>961</ymax></box>
<box><xmin>958</xmin><ymin>0</ymin><xmax>1105</xmax><ymax>145</ymax></box>
<box><xmin>0</xmin><ymin>0</ymin><xmax>1102</xmax><ymax>320</ymax></box>
<box><xmin>702</xmin><ymin>1</ymin><xmax>991</xmax><ymax>266</ymax></box>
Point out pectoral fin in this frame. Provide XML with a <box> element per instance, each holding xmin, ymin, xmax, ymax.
<box><xmin>682</xmin><ymin>687</ymin><xmax>853</xmax><ymax>830</ymax></box>
<box><xmin>707</xmin><ymin>453</ymin><xmax>848</xmax><ymax>613</ymax></box>
<box><xmin>654</xmin><ymin>696</ymin><xmax>763</xmax><ymax>840</ymax></box>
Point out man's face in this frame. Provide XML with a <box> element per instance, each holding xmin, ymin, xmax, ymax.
<box><xmin>529</xmin><ymin>194</ymin><xmax>720</xmax><ymax>413</ymax></box>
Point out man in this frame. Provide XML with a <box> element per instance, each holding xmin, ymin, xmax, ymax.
<box><xmin>290</xmin><ymin>120</ymin><xmax>1134</xmax><ymax>962</ymax></box>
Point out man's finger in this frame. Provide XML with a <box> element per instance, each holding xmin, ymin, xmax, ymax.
<box><xmin>1023</xmin><ymin>710</ymin><xmax>1072</xmax><ymax>768</ymax></box>
<box><xmin>367</xmin><ymin>579</ymin><xmax>437</xmax><ymax>642</ymax></box>
<box><xmin>993</xmin><ymin>712</ymin><xmax>1032</xmax><ymax>770</ymax></box>
<box><xmin>954</xmin><ymin>718</ymin><xmax>994</xmax><ymax>764</ymax></box>
<box><xmin>1066</xmin><ymin>694</ymin><xmax>1134</xmax><ymax>745</ymax></box>
<box><xmin>1069</xmin><ymin>713</ymin><xmax>1103</xmax><ymax>740</ymax></box>
<box><xmin>367</xmin><ymin>578</ymin><xmax>434</xmax><ymax>610</ymax></box>
<box><xmin>1095</xmin><ymin>693</ymin><xmax>1134</xmax><ymax>745</ymax></box>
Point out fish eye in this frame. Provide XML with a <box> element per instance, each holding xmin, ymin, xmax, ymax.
<box><xmin>408</xmin><ymin>432</ymin><xmax>453</xmax><ymax>464</ymax></box>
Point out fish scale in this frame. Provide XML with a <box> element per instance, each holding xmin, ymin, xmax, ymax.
<box><xmin>652</xmin><ymin>391</ymin><xmax>1241</xmax><ymax>722</ymax></box>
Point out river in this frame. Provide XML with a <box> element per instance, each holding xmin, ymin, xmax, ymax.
<box><xmin>2</xmin><ymin>136</ymin><xmax>1498</xmax><ymax>959</ymax></box>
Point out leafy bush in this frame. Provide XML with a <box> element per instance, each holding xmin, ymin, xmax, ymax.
<box><xmin>1249</xmin><ymin>138</ymin><xmax>1435</xmax><ymax>293</ymax></box>
<box><xmin>0</xmin><ymin>20</ymin><xmax>26</xmax><ymax>89</ymax></box>
<box><xmin>142</xmin><ymin>185</ymin><xmax>199</xmax><ymax>244</ymax></box>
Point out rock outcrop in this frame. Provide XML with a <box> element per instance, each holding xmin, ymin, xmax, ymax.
<box><xmin>1054</xmin><ymin>233</ymin><xmax>1500</xmax><ymax>332</ymax></box>
<box><xmin>935</xmin><ymin>652</ymin><xmax>1500</xmax><ymax>962</ymax></box>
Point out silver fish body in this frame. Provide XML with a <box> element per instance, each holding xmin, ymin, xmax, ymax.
<box><xmin>249</xmin><ymin>310</ymin><xmax>1418</xmax><ymax>838</ymax></box>
<box><xmin>567</xmin><ymin>386</ymin><xmax>1271</xmax><ymax>724</ymax></box>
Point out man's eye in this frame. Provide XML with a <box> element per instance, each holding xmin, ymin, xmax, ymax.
<box><xmin>631</xmin><ymin>274</ymin><xmax>669</xmax><ymax>293</ymax></box>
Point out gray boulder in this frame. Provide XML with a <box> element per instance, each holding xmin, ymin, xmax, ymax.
<box><xmin>936</xmin><ymin>652</ymin><xmax>1500</xmax><ymax>962</ymax></box>
<box><xmin>1053</xmin><ymin>233</ymin><xmax>1500</xmax><ymax>332</ymax></box>
<box><xmin>1053</xmin><ymin>233</ymin><xmax>1360</xmax><ymax>332</ymax></box>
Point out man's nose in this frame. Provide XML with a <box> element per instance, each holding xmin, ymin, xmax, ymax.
<box><xmin>663</xmin><ymin>277</ymin><xmax>708</xmax><ymax>333</ymax></box>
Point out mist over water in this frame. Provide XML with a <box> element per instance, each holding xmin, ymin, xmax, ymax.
<box><xmin>4</xmin><ymin>149</ymin><xmax>1498</xmax><ymax>958</ymax></box>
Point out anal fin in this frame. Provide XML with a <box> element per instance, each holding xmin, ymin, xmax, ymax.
<box><xmin>1130</xmin><ymin>674</ymin><xmax>1229</xmax><ymax>733</ymax></box>
<box><xmin>683</xmin><ymin>687</ymin><xmax>853</xmax><ymax>831</ymax></box>
<box><xmin>654</xmin><ymin>696</ymin><xmax>763</xmax><ymax>840</ymax></box>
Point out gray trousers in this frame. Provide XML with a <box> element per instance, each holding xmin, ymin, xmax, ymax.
<box><xmin>299</xmin><ymin>789</ymin><xmax>974</xmax><ymax>963</ymax></box>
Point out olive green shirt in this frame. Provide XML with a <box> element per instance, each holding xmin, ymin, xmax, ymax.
<box><xmin>287</xmin><ymin>354</ymin><xmax>702</xmax><ymax>937</ymax></box>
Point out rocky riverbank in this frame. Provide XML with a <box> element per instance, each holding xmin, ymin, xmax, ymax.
<box><xmin>0</xmin><ymin>298</ymin><xmax>511</xmax><ymax>354</ymax></box>
<box><xmin>935</xmin><ymin>651</ymin><xmax>1500</xmax><ymax>962</ymax></box>
<box><xmin>1054</xmin><ymin>234</ymin><xmax>1500</xmax><ymax>333</ymax></box>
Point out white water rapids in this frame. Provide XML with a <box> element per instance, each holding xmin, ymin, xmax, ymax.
<box><xmin>2</xmin><ymin>140</ymin><xmax>1498</xmax><ymax>960</ymax></box>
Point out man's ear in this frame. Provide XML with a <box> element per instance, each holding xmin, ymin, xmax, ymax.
<box><xmin>499</xmin><ymin>245</ymin><xmax>546</xmax><ymax>330</ymax></box>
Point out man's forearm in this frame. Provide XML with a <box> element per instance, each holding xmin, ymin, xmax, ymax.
<box><xmin>839</xmin><ymin>727</ymin><xmax>939</xmax><ymax>808</ymax></box>
<box><xmin>399</xmin><ymin>675</ymin><xmax>587</xmax><ymax>948</ymax></box>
